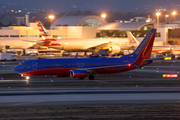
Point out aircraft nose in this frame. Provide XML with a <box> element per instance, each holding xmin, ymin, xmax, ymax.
<box><xmin>13</xmin><ymin>66</ymin><xmax>20</xmax><ymax>73</ymax></box>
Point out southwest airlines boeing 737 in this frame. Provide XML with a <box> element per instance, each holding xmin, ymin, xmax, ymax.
<box><xmin>13</xmin><ymin>29</ymin><xmax>156</xmax><ymax>80</ymax></box>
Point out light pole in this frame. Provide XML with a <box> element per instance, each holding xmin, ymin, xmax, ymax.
<box><xmin>101</xmin><ymin>13</ymin><xmax>106</xmax><ymax>37</ymax></box>
<box><xmin>172</xmin><ymin>11</ymin><xmax>176</xmax><ymax>22</ymax></box>
<box><xmin>165</xmin><ymin>14</ymin><xmax>169</xmax><ymax>23</ymax></box>
<box><xmin>49</xmin><ymin>15</ymin><xmax>54</xmax><ymax>36</ymax></box>
<box><xmin>156</xmin><ymin>12</ymin><xmax>161</xmax><ymax>29</ymax></box>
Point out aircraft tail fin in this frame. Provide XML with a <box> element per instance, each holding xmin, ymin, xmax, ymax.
<box><xmin>126</xmin><ymin>31</ymin><xmax>140</xmax><ymax>46</ymax></box>
<box><xmin>131</xmin><ymin>29</ymin><xmax>156</xmax><ymax>66</ymax></box>
<box><xmin>75</xmin><ymin>53</ymin><xmax>78</xmax><ymax>58</ymax></box>
<box><xmin>35</xmin><ymin>20</ymin><xmax>51</xmax><ymax>38</ymax></box>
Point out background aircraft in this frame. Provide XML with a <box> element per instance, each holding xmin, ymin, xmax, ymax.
<box><xmin>127</xmin><ymin>32</ymin><xmax>173</xmax><ymax>55</ymax></box>
<box><xmin>14</xmin><ymin>29</ymin><xmax>156</xmax><ymax>80</ymax></box>
<box><xmin>35</xmin><ymin>20</ymin><xmax>138</xmax><ymax>54</ymax></box>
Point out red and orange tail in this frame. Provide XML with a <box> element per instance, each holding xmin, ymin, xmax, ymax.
<box><xmin>35</xmin><ymin>20</ymin><xmax>51</xmax><ymax>37</ymax></box>
<box><xmin>132</xmin><ymin>29</ymin><xmax>156</xmax><ymax>65</ymax></box>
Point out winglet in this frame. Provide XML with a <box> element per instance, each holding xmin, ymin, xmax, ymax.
<box><xmin>75</xmin><ymin>53</ymin><xmax>78</xmax><ymax>58</ymax></box>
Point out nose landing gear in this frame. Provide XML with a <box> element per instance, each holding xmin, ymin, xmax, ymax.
<box><xmin>88</xmin><ymin>75</ymin><xmax>95</xmax><ymax>80</ymax></box>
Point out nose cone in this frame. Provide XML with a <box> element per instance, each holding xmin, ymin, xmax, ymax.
<box><xmin>13</xmin><ymin>66</ymin><xmax>20</xmax><ymax>73</ymax></box>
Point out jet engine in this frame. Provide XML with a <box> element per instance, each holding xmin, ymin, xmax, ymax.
<box><xmin>70</xmin><ymin>70</ymin><xmax>88</xmax><ymax>78</ymax></box>
<box><xmin>110</xmin><ymin>46</ymin><xmax>121</xmax><ymax>53</ymax></box>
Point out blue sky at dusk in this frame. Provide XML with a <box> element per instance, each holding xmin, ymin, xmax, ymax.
<box><xmin>0</xmin><ymin>0</ymin><xmax>180</xmax><ymax>12</ymax></box>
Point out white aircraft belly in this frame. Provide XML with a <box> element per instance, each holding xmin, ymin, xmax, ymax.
<box><xmin>0</xmin><ymin>39</ymin><xmax>35</xmax><ymax>49</ymax></box>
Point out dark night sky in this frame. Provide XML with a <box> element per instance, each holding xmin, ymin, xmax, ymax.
<box><xmin>0</xmin><ymin>0</ymin><xmax>180</xmax><ymax>12</ymax></box>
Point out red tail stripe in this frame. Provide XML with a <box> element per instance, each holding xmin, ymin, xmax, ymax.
<box><xmin>39</xmin><ymin>29</ymin><xmax>44</xmax><ymax>32</ymax></box>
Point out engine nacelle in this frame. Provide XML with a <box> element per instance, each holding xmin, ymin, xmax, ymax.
<box><xmin>70</xmin><ymin>70</ymin><xmax>88</xmax><ymax>78</ymax></box>
<box><xmin>110</xmin><ymin>46</ymin><xmax>121</xmax><ymax>53</ymax></box>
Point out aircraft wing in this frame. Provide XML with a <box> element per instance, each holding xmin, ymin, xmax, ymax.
<box><xmin>81</xmin><ymin>41</ymin><xmax>111</xmax><ymax>50</ymax></box>
<box><xmin>22</xmin><ymin>39</ymin><xmax>44</xmax><ymax>43</ymax></box>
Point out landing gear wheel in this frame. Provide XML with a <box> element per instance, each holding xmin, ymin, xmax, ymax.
<box><xmin>88</xmin><ymin>75</ymin><xmax>95</xmax><ymax>80</ymax></box>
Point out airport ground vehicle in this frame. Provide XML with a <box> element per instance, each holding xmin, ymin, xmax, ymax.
<box><xmin>176</xmin><ymin>54</ymin><xmax>180</xmax><ymax>59</ymax></box>
<box><xmin>14</xmin><ymin>29</ymin><xmax>156</xmax><ymax>80</ymax></box>
<box><xmin>155</xmin><ymin>54</ymin><xmax>165</xmax><ymax>60</ymax></box>
<box><xmin>0</xmin><ymin>53</ymin><xmax>16</xmax><ymax>61</ymax></box>
<box><xmin>166</xmin><ymin>54</ymin><xmax>175</xmax><ymax>59</ymax></box>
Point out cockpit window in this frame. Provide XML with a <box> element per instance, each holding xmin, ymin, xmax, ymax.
<box><xmin>19</xmin><ymin>63</ymin><xmax>27</xmax><ymax>66</ymax></box>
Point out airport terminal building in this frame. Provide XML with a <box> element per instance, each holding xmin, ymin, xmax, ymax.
<box><xmin>1</xmin><ymin>15</ymin><xmax>180</xmax><ymax>53</ymax></box>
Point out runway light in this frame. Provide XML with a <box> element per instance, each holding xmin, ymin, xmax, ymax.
<box><xmin>3</xmin><ymin>65</ymin><xmax>5</xmax><ymax>67</ymax></box>
<box><xmin>157</xmin><ymin>68</ymin><xmax>159</xmax><ymax>69</ymax></box>
<box><xmin>162</xmin><ymin>74</ymin><xmax>178</xmax><ymax>78</ymax></box>
<box><xmin>173</xmin><ymin>61</ymin><xmax>175</xmax><ymax>63</ymax></box>
<box><xmin>3</xmin><ymin>62</ymin><xmax>5</xmax><ymax>64</ymax></box>
<box><xmin>136</xmin><ymin>85</ymin><xmax>138</xmax><ymax>87</ymax></box>
<box><xmin>51</xmin><ymin>80</ymin><xmax>53</xmax><ymax>82</ymax></box>
<box><xmin>129</xmin><ymin>76</ymin><xmax>131</xmax><ymax>78</ymax></box>
<box><xmin>25</xmin><ymin>58</ymin><xmax>27</xmax><ymax>60</ymax></box>
<box><xmin>141</xmin><ymin>67</ymin><xmax>144</xmax><ymax>69</ymax></box>
<box><xmin>171</xmin><ymin>64</ymin><xmax>173</xmax><ymax>66</ymax></box>
<box><xmin>8</xmin><ymin>86</ymin><xmax>11</xmax><ymax>88</ymax></box>
<box><xmin>1</xmin><ymin>78</ymin><xmax>3</xmax><ymax>80</ymax></box>
<box><xmin>177</xmin><ymin>72</ymin><xmax>179</xmax><ymax>74</ymax></box>
<box><xmin>156</xmin><ymin>71</ymin><xmax>159</xmax><ymax>72</ymax></box>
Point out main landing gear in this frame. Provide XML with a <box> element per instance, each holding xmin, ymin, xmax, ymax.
<box><xmin>79</xmin><ymin>77</ymin><xmax>85</xmax><ymax>80</ymax></box>
<box><xmin>88</xmin><ymin>75</ymin><xmax>95</xmax><ymax>80</ymax></box>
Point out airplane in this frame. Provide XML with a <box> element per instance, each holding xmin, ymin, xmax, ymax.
<box><xmin>35</xmin><ymin>20</ymin><xmax>174</xmax><ymax>55</ymax></box>
<box><xmin>35</xmin><ymin>20</ymin><xmax>138</xmax><ymax>54</ymax></box>
<box><xmin>126</xmin><ymin>31</ymin><xmax>174</xmax><ymax>55</ymax></box>
<box><xmin>13</xmin><ymin>29</ymin><xmax>156</xmax><ymax>80</ymax></box>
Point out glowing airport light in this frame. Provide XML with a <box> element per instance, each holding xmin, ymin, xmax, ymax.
<box><xmin>156</xmin><ymin>12</ymin><xmax>161</xmax><ymax>28</ymax></box>
<box><xmin>172</xmin><ymin>11</ymin><xmax>177</xmax><ymax>21</ymax></box>
<box><xmin>49</xmin><ymin>15</ymin><xmax>54</xmax><ymax>36</ymax></box>
<box><xmin>156</xmin><ymin>12</ymin><xmax>161</xmax><ymax>16</ymax></box>
<box><xmin>165</xmin><ymin>14</ymin><xmax>169</xmax><ymax>22</ymax></box>
<box><xmin>162</xmin><ymin>74</ymin><xmax>178</xmax><ymax>78</ymax></box>
<box><xmin>49</xmin><ymin>15</ymin><xmax>54</xmax><ymax>19</ymax></box>
<box><xmin>101</xmin><ymin>13</ymin><xmax>106</xmax><ymax>21</ymax></box>
<box><xmin>172</xmin><ymin>11</ymin><xmax>177</xmax><ymax>15</ymax></box>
